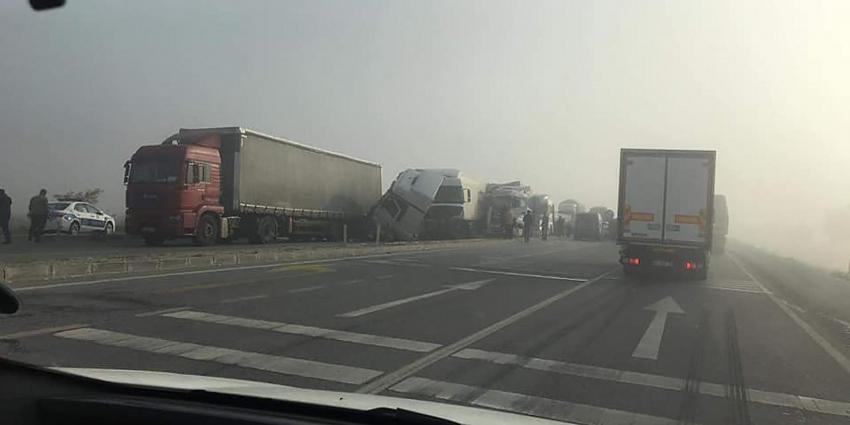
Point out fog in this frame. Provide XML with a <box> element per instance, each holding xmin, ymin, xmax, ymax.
<box><xmin>2</xmin><ymin>0</ymin><xmax>849</xmax><ymax>269</ymax></box>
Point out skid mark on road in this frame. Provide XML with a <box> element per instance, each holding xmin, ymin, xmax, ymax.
<box><xmin>355</xmin><ymin>269</ymin><xmax>615</xmax><ymax>394</ymax></box>
<box><xmin>724</xmin><ymin>310</ymin><xmax>752</xmax><ymax>425</ymax></box>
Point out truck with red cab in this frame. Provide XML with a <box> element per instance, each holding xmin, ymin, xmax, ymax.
<box><xmin>124</xmin><ymin>127</ymin><xmax>382</xmax><ymax>246</ymax></box>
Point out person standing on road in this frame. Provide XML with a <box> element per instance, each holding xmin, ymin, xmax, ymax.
<box><xmin>0</xmin><ymin>189</ymin><xmax>11</xmax><ymax>244</ymax></box>
<box><xmin>28</xmin><ymin>189</ymin><xmax>48</xmax><ymax>242</ymax></box>
<box><xmin>541</xmin><ymin>213</ymin><xmax>550</xmax><ymax>241</ymax></box>
<box><xmin>522</xmin><ymin>209</ymin><xmax>533</xmax><ymax>243</ymax></box>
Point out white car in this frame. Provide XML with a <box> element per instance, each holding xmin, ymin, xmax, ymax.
<box><xmin>47</xmin><ymin>201</ymin><xmax>116</xmax><ymax>235</ymax></box>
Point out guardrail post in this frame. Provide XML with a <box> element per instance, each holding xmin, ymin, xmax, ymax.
<box><xmin>343</xmin><ymin>224</ymin><xmax>348</xmax><ymax>244</ymax></box>
<box><xmin>376</xmin><ymin>224</ymin><xmax>381</xmax><ymax>246</ymax></box>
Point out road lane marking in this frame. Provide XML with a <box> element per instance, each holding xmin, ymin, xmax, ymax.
<box><xmin>704</xmin><ymin>279</ymin><xmax>766</xmax><ymax>294</ymax></box>
<box><xmin>375</xmin><ymin>274</ymin><xmax>395</xmax><ymax>280</ymax></box>
<box><xmin>728</xmin><ymin>253</ymin><xmax>850</xmax><ymax>376</ymax></box>
<box><xmin>355</xmin><ymin>269</ymin><xmax>615</xmax><ymax>394</ymax></box>
<box><xmin>338</xmin><ymin>279</ymin><xmax>365</xmax><ymax>286</ymax></box>
<box><xmin>0</xmin><ymin>324</ymin><xmax>88</xmax><ymax>340</ymax></box>
<box><xmin>632</xmin><ymin>296</ymin><xmax>684</xmax><ymax>360</ymax></box>
<box><xmin>55</xmin><ymin>327</ymin><xmax>381</xmax><ymax>385</ymax></box>
<box><xmin>390</xmin><ymin>377</ymin><xmax>681</xmax><ymax>425</ymax></box>
<box><xmin>266</xmin><ymin>264</ymin><xmax>334</xmax><ymax>274</ymax></box>
<box><xmin>454</xmin><ymin>348</ymin><xmax>850</xmax><ymax>417</ymax></box>
<box><xmin>163</xmin><ymin>310</ymin><xmax>440</xmax><ymax>353</ymax></box>
<box><xmin>135</xmin><ymin>307</ymin><xmax>190</xmax><ymax>317</ymax></box>
<box><xmin>450</xmin><ymin>267</ymin><xmax>588</xmax><ymax>282</ymax></box>
<box><xmin>12</xmin><ymin>247</ymin><xmax>472</xmax><ymax>293</ymax></box>
<box><xmin>288</xmin><ymin>285</ymin><xmax>324</xmax><ymax>294</ymax></box>
<box><xmin>338</xmin><ymin>279</ymin><xmax>494</xmax><ymax>318</ymax></box>
<box><xmin>220</xmin><ymin>294</ymin><xmax>269</xmax><ymax>303</ymax></box>
<box><xmin>363</xmin><ymin>260</ymin><xmax>431</xmax><ymax>268</ymax></box>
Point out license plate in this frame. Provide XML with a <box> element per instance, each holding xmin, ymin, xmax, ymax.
<box><xmin>652</xmin><ymin>260</ymin><xmax>673</xmax><ymax>267</ymax></box>
<box><xmin>141</xmin><ymin>226</ymin><xmax>156</xmax><ymax>233</ymax></box>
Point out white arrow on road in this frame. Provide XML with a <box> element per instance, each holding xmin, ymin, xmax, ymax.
<box><xmin>631</xmin><ymin>296</ymin><xmax>684</xmax><ymax>360</ymax></box>
<box><xmin>338</xmin><ymin>279</ymin><xmax>493</xmax><ymax>318</ymax></box>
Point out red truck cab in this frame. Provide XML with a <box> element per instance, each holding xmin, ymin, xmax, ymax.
<box><xmin>124</xmin><ymin>143</ymin><xmax>223</xmax><ymax>245</ymax></box>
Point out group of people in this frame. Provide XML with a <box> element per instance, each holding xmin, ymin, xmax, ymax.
<box><xmin>0</xmin><ymin>188</ymin><xmax>51</xmax><ymax>244</ymax></box>
<box><xmin>500</xmin><ymin>207</ymin><xmax>568</xmax><ymax>243</ymax></box>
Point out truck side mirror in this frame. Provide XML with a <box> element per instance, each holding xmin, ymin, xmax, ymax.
<box><xmin>123</xmin><ymin>161</ymin><xmax>131</xmax><ymax>185</ymax></box>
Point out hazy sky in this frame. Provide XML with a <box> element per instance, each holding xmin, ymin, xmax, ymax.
<box><xmin>2</xmin><ymin>0</ymin><xmax>850</xmax><ymax>267</ymax></box>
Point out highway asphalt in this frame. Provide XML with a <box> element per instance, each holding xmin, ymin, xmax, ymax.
<box><xmin>1</xmin><ymin>238</ymin><xmax>849</xmax><ymax>425</ymax></box>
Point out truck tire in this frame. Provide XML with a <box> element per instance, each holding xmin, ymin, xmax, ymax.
<box><xmin>250</xmin><ymin>215</ymin><xmax>277</xmax><ymax>244</ymax></box>
<box><xmin>194</xmin><ymin>214</ymin><xmax>219</xmax><ymax>246</ymax></box>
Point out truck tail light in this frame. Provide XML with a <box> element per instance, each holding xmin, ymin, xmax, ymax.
<box><xmin>684</xmin><ymin>261</ymin><xmax>696</xmax><ymax>270</ymax></box>
<box><xmin>627</xmin><ymin>258</ymin><xmax>640</xmax><ymax>266</ymax></box>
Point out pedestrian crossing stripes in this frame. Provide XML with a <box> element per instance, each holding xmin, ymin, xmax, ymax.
<box><xmin>55</xmin><ymin>327</ymin><xmax>382</xmax><ymax>385</ymax></box>
<box><xmin>49</xmin><ymin>311</ymin><xmax>850</xmax><ymax>420</ymax></box>
<box><xmin>390</xmin><ymin>377</ymin><xmax>680</xmax><ymax>425</ymax></box>
<box><xmin>703</xmin><ymin>279</ymin><xmax>765</xmax><ymax>294</ymax></box>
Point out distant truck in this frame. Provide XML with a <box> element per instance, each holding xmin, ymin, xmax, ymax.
<box><xmin>371</xmin><ymin>169</ymin><xmax>482</xmax><ymax>241</ymax></box>
<box><xmin>124</xmin><ymin>127</ymin><xmax>382</xmax><ymax>246</ymax></box>
<box><xmin>617</xmin><ymin>149</ymin><xmax>716</xmax><ymax>280</ymax></box>
<box><xmin>481</xmin><ymin>181</ymin><xmax>531</xmax><ymax>237</ymax></box>
<box><xmin>557</xmin><ymin>199</ymin><xmax>585</xmax><ymax>236</ymax></box>
<box><xmin>713</xmin><ymin>194</ymin><xmax>729</xmax><ymax>253</ymax></box>
<box><xmin>574</xmin><ymin>212</ymin><xmax>604</xmax><ymax>241</ymax></box>
<box><xmin>588</xmin><ymin>206</ymin><xmax>615</xmax><ymax>238</ymax></box>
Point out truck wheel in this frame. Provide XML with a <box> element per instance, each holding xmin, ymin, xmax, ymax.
<box><xmin>144</xmin><ymin>236</ymin><xmax>164</xmax><ymax>246</ymax></box>
<box><xmin>194</xmin><ymin>214</ymin><xmax>219</xmax><ymax>246</ymax></box>
<box><xmin>251</xmin><ymin>216</ymin><xmax>277</xmax><ymax>244</ymax></box>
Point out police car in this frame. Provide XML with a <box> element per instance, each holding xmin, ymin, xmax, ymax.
<box><xmin>46</xmin><ymin>201</ymin><xmax>116</xmax><ymax>235</ymax></box>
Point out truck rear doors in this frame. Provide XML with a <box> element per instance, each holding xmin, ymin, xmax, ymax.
<box><xmin>619</xmin><ymin>150</ymin><xmax>715</xmax><ymax>247</ymax></box>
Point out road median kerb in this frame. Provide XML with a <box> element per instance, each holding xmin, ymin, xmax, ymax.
<box><xmin>0</xmin><ymin>239</ymin><xmax>497</xmax><ymax>283</ymax></box>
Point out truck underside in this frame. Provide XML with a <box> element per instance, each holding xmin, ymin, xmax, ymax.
<box><xmin>619</xmin><ymin>243</ymin><xmax>709</xmax><ymax>280</ymax></box>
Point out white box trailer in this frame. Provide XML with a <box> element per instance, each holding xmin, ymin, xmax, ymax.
<box><xmin>617</xmin><ymin>149</ymin><xmax>716</xmax><ymax>279</ymax></box>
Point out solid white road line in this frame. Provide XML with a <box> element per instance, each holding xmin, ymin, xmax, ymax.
<box><xmin>338</xmin><ymin>279</ymin><xmax>493</xmax><ymax>318</ymax></box>
<box><xmin>163</xmin><ymin>310</ymin><xmax>440</xmax><ymax>353</ymax></box>
<box><xmin>363</xmin><ymin>260</ymin><xmax>431</xmax><ymax>268</ymax></box>
<box><xmin>288</xmin><ymin>285</ymin><xmax>324</xmax><ymax>294</ymax></box>
<box><xmin>390</xmin><ymin>377</ymin><xmax>680</xmax><ymax>425</ymax></box>
<box><xmin>13</xmin><ymin>247</ymin><xmax>468</xmax><ymax>293</ymax></box>
<box><xmin>135</xmin><ymin>307</ymin><xmax>191</xmax><ymax>317</ymax></box>
<box><xmin>55</xmin><ymin>328</ymin><xmax>381</xmax><ymax>385</ymax></box>
<box><xmin>356</xmin><ymin>270</ymin><xmax>615</xmax><ymax>394</ymax></box>
<box><xmin>220</xmin><ymin>294</ymin><xmax>269</xmax><ymax>303</ymax></box>
<box><xmin>453</xmin><ymin>348</ymin><xmax>850</xmax><ymax>417</ymax></box>
<box><xmin>450</xmin><ymin>267</ymin><xmax>588</xmax><ymax>282</ymax></box>
<box><xmin>728</xmin><ymin>253</ymin><xmax>850</xmax><ymax>376</ymax></box>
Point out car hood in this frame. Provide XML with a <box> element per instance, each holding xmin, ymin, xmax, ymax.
<box><xmin>53</xmin><ymin>368</ymin><xmax>569</xmax><ymax>425</ymax></box>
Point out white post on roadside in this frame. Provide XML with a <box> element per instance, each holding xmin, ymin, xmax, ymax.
<box><xmin>343</xmin><ymin>224</ymin><xmax>348</xmax><ymax>244</ymax></box>
<box><xmin>376</xmin><ymin>224</ymin><xmax>381</xmax><ymax>245</ymax></box>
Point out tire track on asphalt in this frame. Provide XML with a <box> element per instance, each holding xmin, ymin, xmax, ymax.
<box><xmin>724</xmin><ymin>310</ymin><xmax>751</xmax><ymax>425</ymax></box>
<box><xmin>678</xmin><ymin>308</ymin><xmax>709</xmax><ymax>425</ymax></box>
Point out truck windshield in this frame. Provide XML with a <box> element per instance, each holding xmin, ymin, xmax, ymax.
<box><xmin>129</xmin><ymin>161</ymin><xmax>181</xmax><ymax>184</ymax></box>
<box><xmin>434</xmin><ymin>186</ymin><xmax>464</xmax><ymax>203</ymax></box>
